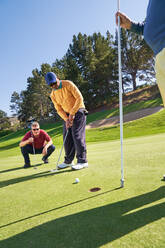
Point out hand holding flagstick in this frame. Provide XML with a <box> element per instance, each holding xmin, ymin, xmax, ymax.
<box><xmin>115</xmin><ymin>11</ymin><xmax>132</xmax><ymax>29</ymax></box>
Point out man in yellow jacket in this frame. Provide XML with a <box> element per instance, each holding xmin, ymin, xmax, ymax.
<box><xmin>45</xmin><ymin>72</ymin><xmax>88</xmax><ymax>170</ymax></box>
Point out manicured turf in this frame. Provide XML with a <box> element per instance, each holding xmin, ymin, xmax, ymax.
<box><xmin>0</xmin><ymin>99</ymin><xmax>165</xmax><ymax>247</ymax></box>
<box><xmin>1</xmin><ymin>105</ymin><xmax>165</xmax><ymax>159</ymax></box>
<box><xmin>86</xmin><ymin>97</ymin><xmax>162</xmax><ymax>124</ymax></box>
<box><xmin>0</xmin><ymin>133</ymin><xmax>165</xmax><ymax>248</ymax></box>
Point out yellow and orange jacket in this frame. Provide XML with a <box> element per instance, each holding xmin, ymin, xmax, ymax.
<box><xmin>50</xmin><ymin>80</ymin><xmax>85</xmax><ymax>121</ymax></box>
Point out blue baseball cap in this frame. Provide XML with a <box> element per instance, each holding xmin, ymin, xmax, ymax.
<box><xmin>45</xmin><ymin>72</ymin><xmax>57</xmax><ymax>85</ymax></box>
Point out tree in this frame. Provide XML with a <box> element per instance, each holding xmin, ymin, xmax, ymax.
<box><xmin>87</xmin><ymin>32</ymin><xmax>118</xmax><ymax>108</ymax></box>
<box><xmin>65</xmin><ymin>32</ymin><xmax>118</xmax><ymax>109</ymax></box>
<box><xmin>0</xmin><ymin>110</ymin><xmax>10</xmax><ymax>130</ymax></box>
<box><xmin>10</xmin><ymin>63</ymin><xmax>57</xmax><ymax>123</ymax></box>
<box><xmin>10</xmin><ymin>91</ymin><xmax>22</xmax><ymax>116</ymax></box>
<box><xmin>115</xmin><ymin>29</ymin><xmax>155</xmax><ymax>91</ymax></box>
<box><xmin>11</xmin><ymin>30</ymin><xmax>156</xmax><ymax>121</ymax></box>
<box><xmin>18</xmin><ymin>67</ymin><xmax>53</xmax><ymax>121</ymax></box>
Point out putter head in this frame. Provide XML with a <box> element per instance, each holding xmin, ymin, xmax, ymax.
<box><xmin>50</xmin><ymin>169</ymin><xmax>58</xmax><ymax>173</ymax></box>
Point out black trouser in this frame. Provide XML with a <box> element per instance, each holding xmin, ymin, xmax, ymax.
<box><xmin>21</xmin><ymin>144</ymin><xmax>55</xmax><ymax>164</ymax></box>
<box><xmin>63</xmin><ymin>109</ymin><xmax>87</xmax><ymax>164</ymax></box>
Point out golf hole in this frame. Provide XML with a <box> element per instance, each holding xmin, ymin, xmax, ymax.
<box><xmin>89</xmin><ymin>187</ymin><xmax>101</xmax><ymax>192</ymax></box>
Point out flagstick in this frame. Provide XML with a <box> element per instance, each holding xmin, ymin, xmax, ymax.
<box><xmin>117</xmin><ymin>0</ymin><xmax>124</xmax><ymax>187</ymax></box>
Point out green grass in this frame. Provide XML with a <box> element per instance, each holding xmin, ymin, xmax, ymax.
<box><xmin>86</xmin><ymin>97</ymin><xmax>162</xmax><ymax>124</ymax></box>
<box><xmin>0</xmin><ymin>98</ymin><xmax>163</xmax><ymax>158</ymax></box>
<box><xmin>5</xmin><ymin>103</ymin><xmax>163</xmax><ymax>151</ymax></box>
<box><xmin>86</xmin><ymin>107</ymin><xmax>165</xmax><ymax>142</ymax></box>
<box><xmin>0</xmin><ymin>134</ymin><xmax>165</xmax><ymax>248</ymax></box>
<box><xmin>0</xmin><ymin>97</ymin><xmax>165</xmax><ymax>247</ymax></box>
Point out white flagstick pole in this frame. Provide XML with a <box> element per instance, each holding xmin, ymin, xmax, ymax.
<box><xmin>117</xmin><ymin>0</ymin><xmax>124</xmax><ymax>187</ymax></box>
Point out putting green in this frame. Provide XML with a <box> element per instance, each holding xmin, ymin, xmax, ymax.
<box><xmin>0</xmin><ymin>133</ymin><xmax>165</xmax><ymax>247</ymax></box>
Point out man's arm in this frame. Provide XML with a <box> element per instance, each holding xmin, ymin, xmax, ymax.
<box><xmin>130</xmin><ymin>22</ymin><xmax>144</xmax><ymax>35</ymax></box>
<box><xmin>50</xmin><ymin>94</ymin><xmax>71</xmax><ymax>128</ymax></box>
<box><xmin>116</xmin><ymin>11</ymin><xmax>144</xmax><ymax>35</ymax></box>
<box><xmin>19</xmin><ymin>137</ymin><xmax>33</xmax><ymax>147</ymax></box>
<box><xmin>44</xmin><ymin>139</ymin><xmax>53</xmax><ymax>148</ymax></box>
<box><xmin>42</xmin><ymin>138</ymin><xmax>53</xmax><ymax>155</ymax></box>
<box><xmin>67</xmin><ymin>81</ymin><xmax>84</xmax><ymax>116</ymax></box>
<box><xmin>50</xmin><ymin>95</ymin><xmax>68</xmax><ymax>121</ymax></box>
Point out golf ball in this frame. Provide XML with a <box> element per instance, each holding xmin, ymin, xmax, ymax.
<box><xmin>75</xmin><ymin>178</ymin><xmax>80</xmax><ymax>183</ymax></box>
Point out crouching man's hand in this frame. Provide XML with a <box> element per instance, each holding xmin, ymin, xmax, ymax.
<box><xmin>42</xmin><ymin>146</ymin><xmax>48</xmax><ymax>156</ymax></box>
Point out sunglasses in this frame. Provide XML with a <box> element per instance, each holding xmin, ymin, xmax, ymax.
<box><xmin>49</xmin><ymin>82</ymin><xmax>57</xmax><ymax>87</ymax></box>
<box><xmin>32</xmin><ymin>128</ymin><xmax>39</xmax><ymax>131</ymax></box>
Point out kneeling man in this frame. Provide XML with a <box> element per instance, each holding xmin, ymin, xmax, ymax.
<box><xmin>19</xmin><ymin>121</ymin><xmax>55</xmax><ymax>168</ymax></box>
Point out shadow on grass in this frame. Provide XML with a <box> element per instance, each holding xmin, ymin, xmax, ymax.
<box><xmin>0</xmin><ymin>166</ymin><xmax>25</xmax><ymax>174</ymax></box>
<box><xmin>0</xmin><ymin>186</ymin><xmax>165</xmax><ymax>248</ymax></box>
<box><xmin>0</xmin><ymin>168</ymin><xmax>72</xmax><ymax>188</ymax></box>
<box><xmin>0</xmin><ymin>187</ymin><xmax>120</xmax><ymax>229</ymax></box>
<box><xmin>0</xmin><ymin>130</ymin><xmax>27</xmax><ymax>143</ymax></box>
<box><xmin>0</xmin><ymin>163</ymin><xmax>43</xmax><ymax>174</ymax></box>
<box><xmin>0</xmin><ymin>141</ymin><xmax>20</xmax><ymax>151</ymax></box>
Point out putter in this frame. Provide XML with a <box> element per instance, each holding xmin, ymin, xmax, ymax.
<box><xmin>32</xmin><ymin>142</ymin><xmax>38</xmax><ymax>169</ymax></box>
<box><xmin>31</xmin><ymin>131</ymin><xmax>37</xmax><ymax>170</ymax></box>
<box><xmin>50</xmin><ymin>129</ymin><xmax>69</xmax><ymax>173</ymax></box>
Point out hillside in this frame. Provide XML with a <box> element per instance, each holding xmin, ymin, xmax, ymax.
<box><xmin>86</xmin><ymin>106</ymin><xmax>163</xmax><ymax>129</ymax></box>
<box><xmin>90</xmin><ymin>84</ymin><xmax>161</xmax><ymax>113</ymax></box>
<box><xmin>86</xmin><ymin>84</ymin><xmax>162</xmax><ymax>128</ymax></box>
<box><xmin>0</xmin><ymin>84</ymin><xmax>164</xmax><ymax>156</ymax></box>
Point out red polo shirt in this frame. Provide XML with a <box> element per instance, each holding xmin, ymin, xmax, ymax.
<box><xmin>22</xmin><ymin>129</ymin><xmax>51</xmax><ymax>149</ymax></box>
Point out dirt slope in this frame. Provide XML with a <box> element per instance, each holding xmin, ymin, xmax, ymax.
<box><xmin>86</xmin><ymin>106</ymin><xmax>163</xmax><ymax>129</ymax></box>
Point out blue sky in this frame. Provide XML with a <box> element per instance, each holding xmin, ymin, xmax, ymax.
<box><xmin>0</xmin><ymin>0</ymin><xmax>148</xmax><ymax>116</ymax></box>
